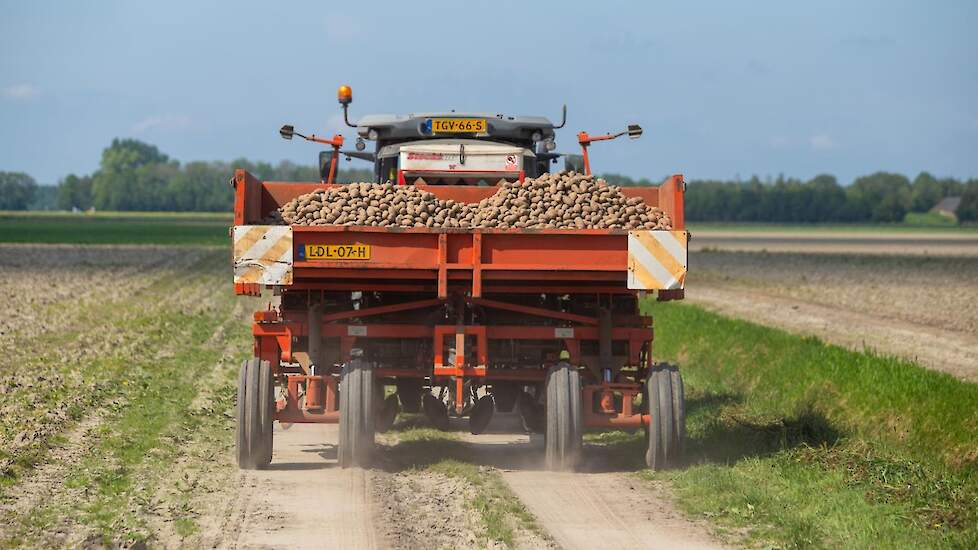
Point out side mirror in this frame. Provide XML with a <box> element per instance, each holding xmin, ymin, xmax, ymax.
<box><xmin>318</xmin><ymin>150</ymin><xmax>335</xmax><ymax>180</ymax></box>
<box><xmin>564</xmin><ymin>154</ymin><xmax>585</xmax><ymax>173</ymax></box>
<box><xmin>627</xmin><ymin>124</ymin><xmax>643</xmax><ymax>140</ymax></box>
<box><xmin>279</xmin><ymin>125</ymin><xmax>295</xmax><ymax>140</ymax></box>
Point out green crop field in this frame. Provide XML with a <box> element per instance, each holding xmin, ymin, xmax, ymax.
<box><xmin>611</xmin><ymin>300</ymin><xmax>978</xmax><ymax>549</ymax></box>
<box><xmin>2</xmin><ymin>228</ymin><xmax>975</xmax><ymax>548</ymax></box>
<box><xmin>0</xmin><ymin>211</ymin><xmax>231</xmax><ymax>246</ymax></box>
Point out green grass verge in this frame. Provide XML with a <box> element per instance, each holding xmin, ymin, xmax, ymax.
<box><xmin>0</xmin><ymin>251</ymin><xmax>249</xmax><ymax>546</ymax></box>
<box><xmin>903</xmin><ymin>212</ymin><xmax>959</xmax><ymax>227</ymax></box>
<box><xmin>0</xmin><ymin>212</ymin><xmax>230</xmax><ymax>245</ymax></box>
<box><xmin>0</xmin><ymin>252</ymin><xmax>225</xmax><ymax>489</ymax></box>
<box><xmin>623</xmin><ymin>301</ymin><xmax>978</xmax><ymax>548</ymax></box>
<box><xmin>1</xmin><ymin>210</ymin><xmax>232</xmax><ymax>220</ymax></box>
<box><xmin>382</xmin><ymin>425</ymin><xmax>544</xmax><ymax>547</ymax></box>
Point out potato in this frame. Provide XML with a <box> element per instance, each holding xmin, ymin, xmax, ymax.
<box><xmin>273</xmin><ymin>172</ymin><xmax>672</xmax><ymax>230</ymax></box>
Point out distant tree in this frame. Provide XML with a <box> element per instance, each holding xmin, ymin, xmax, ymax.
<box><xmin>807</xmin><ymin>174</ymin><xmax>846</xmax><ymax>222</ymax></box>
<box><xmin>28</xmin><ymin>185</ymin><xmax>60</xmax><ymax>210</ymax></box>
<box><xmin>912</xmin><ymin>172</ymin><xmax>966</xmax><ymax>213</ymax></box>
<box><xmin>0</xmin><ymin>171</ymin><xmax>38</xmax><ymax>210</ymax></box>
<box><xmin>91</xmin><ymin>139</ymin><xmax>170</xmax><ymax>210</ymax></box>
<box><xmin>99</xmin><ymin>138</ymin><xmax>168</xmax><ymax>173</ymax></box>
<box><xmin>57</xmin><ymin>174</ymin><xmax>93</xmax><ymax>210</ymax></box>
<box><xmin>845</xmin><ymin>172</ymin><xmax>911</xmax><ymax>222</ymax></box>
<box><xmin>958</xmin><ymin>180</ymin><xmax>978</xmax><ymax>223</ymax></box>
<box><xmin>911</xmin><ymin>172</ymin><xmax>942</xmax><ymax>212</ymax></box>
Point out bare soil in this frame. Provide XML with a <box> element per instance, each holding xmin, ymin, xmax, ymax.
<box><xmin>454</xmin><ymin>415</ymin><xmax>724</xmax><ymax>550</ymax></box>
<box><xmin>192</xmin><ymin>414</ymin><xmax>721</xmax><ymax>550</ymax></box>
<box><xmin>688</xmin><ymin>251</ymin><xmax>978</xmax><ymax>381</ymax></box>
<box><xmin>0</xmin><ymin>244</ymin><xmax>730</xmax><ymax>548</ymax></box>
<box><xmin>372</xmin><ymin>470</ymin><xmax>487</xmax><ymax>549</ymax></box>
<box><xmin>690</xmin><ymin>230</ymin><xmax>978</xmax><ymax>257</ymax></box>
<box><xmin>214</xmin><ymin>424</ymin><xmax>381</xmax><ymax>550</ymax></box>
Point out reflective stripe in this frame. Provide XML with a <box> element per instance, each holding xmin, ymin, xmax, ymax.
<box><xmin>627</xmin><ymin>230</ymin><xmax>687</xmax><ymax>290</ymax></box>
<box><xmin>233</xmin><ymin>225</ymin><xmax>294</xmax><ymax>285</ymax></box>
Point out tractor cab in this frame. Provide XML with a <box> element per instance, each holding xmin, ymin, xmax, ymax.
<box><xmin>355</xmin><ymin>113</ymin><xmax>558</xmax><ymax>185</ymax></box>
<box><xmin>279</xmin><ymin>84</ymin><xmax>641</xmax><ymax>185</ymax></box>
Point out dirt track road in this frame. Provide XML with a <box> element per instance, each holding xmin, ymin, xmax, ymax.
<box><xmin>211</xmin><ymin>416</ymin><xmax>721</xmax><ymax>550</ymax></box>
<box><xmin>690</xmin><ymin>230</ymin><xmax>978</xmax><ymax>256</ymax></box>
<box><xmin>221</xmin><ymin>424</ymin><xmax>380</xmax><ymax>550</ymax></box>
<box><xmin>456</xmin><ymin>417</ymin><xmax>724</xmax><ymax>550</ymax></box>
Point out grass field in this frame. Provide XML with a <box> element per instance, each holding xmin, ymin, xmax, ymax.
<box><xmin>2</xmin><ymin>235</ymin><xmax>976</xmax><ymax>547</ymax></box>
<box><xmin>623</xmin><ymin>300</ymin><xmax>978</xmax><ymax>548</ymax></box>
<box><xmin>0</xmin><ymin>246</ymin><xmax>247</xmax><ymax>546</ymax></box>
<box><xmin>0</xmin><ymin>211</ymin><xmax>230</xmax><ymax>246</ymax></box>
<box><xmin>5</xmin><ymin>212</ymin><xmax>976</xmax><ymax>250</ymax></box>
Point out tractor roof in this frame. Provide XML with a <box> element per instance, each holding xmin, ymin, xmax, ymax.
<box><xmin>356</xmin><ymin>112</ymin><xmax>556</xmax><ymax>143</ymax></box>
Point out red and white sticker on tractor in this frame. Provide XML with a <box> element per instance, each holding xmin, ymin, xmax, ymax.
<box><xmin>627</xmin><ymin>230</ymin><xmax>688</xmax><ymax>290</ymax></box>
<box><xmin>233</xmin><ymin>225</ymin><xmax>294</xmax><ymax>285</ymax></box>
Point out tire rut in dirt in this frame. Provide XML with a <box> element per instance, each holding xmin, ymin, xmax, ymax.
<box><xmin>545</xmin><ymin>362</ymin><xmax>581</xmax><ymax>471</ymax></box>
<box><xmin>339</xmin><ymin>359</ymin><xmax>375</xmax><ymax>468</ymax></box>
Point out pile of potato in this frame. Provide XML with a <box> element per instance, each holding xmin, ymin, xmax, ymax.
<box><xmin>263</xmin><ymin>172</ymin><xmax>672</xmax><ymax>230</ymax></box>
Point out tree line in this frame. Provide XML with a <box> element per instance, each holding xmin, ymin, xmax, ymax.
<box><xmin>607</xmin><ymin>172</ymin><xmax>978</xmax><ymax>223</ymax></box>
<box><xmin>50</xmin><ymin>138</ymin><xmax>372</xmax><ymax>212</ymax></box>
<box><xmin>1</xmin><ymin>138</ymin><xmax>976</xmax><ymax>223</ymax></box>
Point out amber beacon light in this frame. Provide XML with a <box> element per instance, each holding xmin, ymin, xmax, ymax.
<box><xmin>337</xmin><ymin>85</ymin><xmax>353</xmax><ymax>105</ymax></box>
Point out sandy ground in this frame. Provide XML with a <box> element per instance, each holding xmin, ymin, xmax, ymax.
<box><xmin>455</xmin><ymin>415</ymin><xmax>724</xmax><ymax>550</ymax></box>
<box><xmin>203</xmin><ymin>415</ymin><xmax>723</xmax><ymax>550</ymax></box>
<box><xmin>218</xmin><ymin>424</ymin><xmax>381</xmax><ymax>550</ymax></box>
<box><xmin>688</xmin><ymin>251</ymin><xmax>978</xmax><ymax>382</ymax></box>
<box><xmin>690</xmin><ymin>230</ymin><xmax>978</xmax><ymax>256</ymax></box>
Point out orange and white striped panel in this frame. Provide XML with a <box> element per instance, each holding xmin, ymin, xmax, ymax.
<box><xmin>233</xmin><ymin>225</ymin><xmax>293</xmax><ymax>286</ymax></box>
<box><xmin>627</xmin><ymin>230</ymin><xmax>688</xmax><ymax>290</ymax></box>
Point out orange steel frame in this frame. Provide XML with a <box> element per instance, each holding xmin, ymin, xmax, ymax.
<box><xmin>235</xmin><ymin>170</ymin><xmax>685</xmax><ymax>429</ymax></box>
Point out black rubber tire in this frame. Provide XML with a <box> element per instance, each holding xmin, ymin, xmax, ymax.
<box><xmin>338</xmin><ymin>359</ymin><xmax>375</xmax><ymax>468</ymax></box>
<box><xmin>517</xmin><ymin>390</ymin><xmax>545</xmax><ymax>433</ymax></box>
<box><xmin>545</xmin><ymin>362</ymin><xmax>582</xmax><ymax>471</ymax></box>
<box><xmin>235</xmin><ymin>361</ymin><xmax>251</xmax><ymax>468</ymax></box>
<box><xmin>239</xmin><ymin>358</ymin><xmax>264</xmax><ymax>470</ymax></box>
<box><xmin>256</xmin><ymin>359</ymin><xmax>274</xmax><ymax>468</ymax></box>
<box><xmin>645</xmin><ymin>364</ymin><xmax>679</xmax><ymax>470</ymax></box>
<box><xmin>469</xmin><ymin>394</ymin><xmax>495</xmax><ymax>435</ymax></box>
<box><xmin>396</xmin><ymin>380</ymin><xmax>423</xmax><ymax>413</ymax></box>
<box><xmin>490</xmin><ymin>383</ymin><xmax>519</xmax><ymax>413</ymax></box>
<box><xmin>376</xmin><ymin>393</ymin><xmax>400</xmax><ymax>433</ymax></box>
<box><xmin>667</xmin><ymin>364</ymin><xmax>686</xmax><ymax>459</ymax></box>
<box><xmin>422</xmin><ymin>392</ymin><xmax>450</xmax><ymax>431</ymax></box>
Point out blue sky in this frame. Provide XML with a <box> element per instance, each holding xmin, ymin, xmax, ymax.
<box><xmin>1</xmin><ymin>1</ymin><xmax>976</xmax><ymax>185</ymax></box>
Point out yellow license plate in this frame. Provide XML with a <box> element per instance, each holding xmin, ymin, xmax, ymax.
<box><xmin>431</xmin><ymin>118</ymin><xmax>486</xmax><ymax>133</ymax></box>
<box><xmin>305</xmin><ymin>244</ymin><xmax>371</xmax><ymax>260</ymax></box>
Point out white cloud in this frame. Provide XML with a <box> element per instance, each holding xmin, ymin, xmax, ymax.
<box><xmin>809</xmin><ymin>134</ymin><xmax>837</xmax><ymax>151</ymax></box>
<box><xmin>132</xmin><ymin>114</ymin><xmax>193</xmax><ymax>133</ymax></box>
<box><xmin>3</xmin><ymin>83</ymin><xmax>39</xmax><ymax>100</ymax></box>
